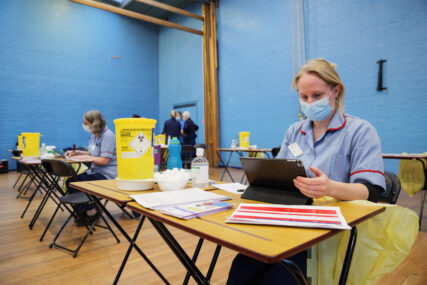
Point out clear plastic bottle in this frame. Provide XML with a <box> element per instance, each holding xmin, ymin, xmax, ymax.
<box><xmin>231</xmin><ymin>139</ymin><xmax>236</xmax><ymax>149</ymax></box>
<box><xmin>191</xmin><ymin>148</ymin><xmax>209</xmax><ymax>188</ymax></box>
<box><xmin>39</xmin><ymin>143</ymin><xmax>47</xmax><ymax>157</ymax></box>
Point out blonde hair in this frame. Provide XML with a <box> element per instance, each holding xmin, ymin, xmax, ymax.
<box><xmin>84</xmin><ymin>110</ymin><xmax>106</xmax><ymax>134</ymax></box>
<box><xmin>291</xmin><ymin>58</ymin><xmax>345</xmax><ymax>112</ymax></box>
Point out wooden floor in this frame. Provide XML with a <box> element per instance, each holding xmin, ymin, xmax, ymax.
<box><xmin>0</xmin><ymin>168</ymin><xmax>425</xmax><ymax>285</ymax></box>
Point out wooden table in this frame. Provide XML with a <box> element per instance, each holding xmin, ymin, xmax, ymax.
<box><xmin>69</xmin><ymin>180</ymin><xmax>216</xmax><ymax>284</ymax></box>
<box><xmin>383</xmin><ymin>153</ymin><xmax>427</xmax><ymax>229</ymax></box>
<box><xmin>216</xmin><ymin>148</ymin><xmax>273</xmax><ymax>183</ymax></box>
<box><xmin>126</xmin><ymin>189</ymin><xmax>385</xmax><ymax>285</ymax></box>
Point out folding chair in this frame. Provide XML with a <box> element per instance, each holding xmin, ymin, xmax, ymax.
<box><xmin>379</xmin><ymin>171</ymin><xmax>402</xmax><ymax>204</ymax></box>
<box><xmin>41</xmin><ymin>159</ymin><xmax>120</xmax><ymax>257</ymax></box>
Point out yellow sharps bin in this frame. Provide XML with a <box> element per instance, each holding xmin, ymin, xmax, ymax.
<box><xmin>114</xmin><ymin>118</ymin><xmax>157</xmax><ymax>190</ymax></box>
<box><xmin>239</xmin><ymin>131</ymin><xmax>250</xmax><ymax>148</ymax></box>
<box><xmin>21</xmin><ymin>133</ymin><xmax>40</xmax><ymax>158</ymax></box>
<box><xmin>18</xmin><ymin>134</ymin><xmax>23</xmax><ymax>150</ymax></box>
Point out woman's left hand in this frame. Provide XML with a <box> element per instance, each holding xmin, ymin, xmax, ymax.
<box><xmin>293</xmin><ymin>166</ymin><xmax>333</xmax><ymax>199</ymax></box>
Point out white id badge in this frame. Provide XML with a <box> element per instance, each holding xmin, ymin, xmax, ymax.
<box><xmin>288</xmin><ymin>143</ymin><xmax>303</xmax><ymax>157</ymax></box>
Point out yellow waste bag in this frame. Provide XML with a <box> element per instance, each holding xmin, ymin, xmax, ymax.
<box><xmin>307</xmin><ymin>200</ymin><xmax>418</xmax><ymax>285</ymax></box>
<box><xmin>398</xmin><ymin>152</ymin><xmax>426</xmax><ymax>197</ymax></box>
<box><xmin>62</xmin><ymin>163</ymin><xmax>89</xmax><ymax>193</ymax></box>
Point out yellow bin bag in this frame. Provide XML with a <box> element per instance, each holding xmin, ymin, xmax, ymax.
<box><xmin>307</xmin><ymin>199</ymin><xmax>418</xmax><ymax>285</ymax></box>
<box><xmin>239</xmin><ymin>132</ymin><xmax>250</xmax><ymax>148</ymax></box>
<box><xmin>114</xmin><ymin>118</ymin><xmax>157</xmax><ymax>180</ymax></box>
<box><xmin>398</xmin><ymin>152</ymin><xmax>427</xmax><ymax>197</ymax></box>
<box><xmin>21</xmin><ymin>132</ymin><xmax>40</xmax><ymax>158</ymax></box>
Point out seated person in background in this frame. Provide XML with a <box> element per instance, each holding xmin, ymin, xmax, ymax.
<box><xmin>227</xmin><ymin>58</ymin><xmax>386</xmax><ymax>285</ymax></box>
<box><xmin>162</xmin><ymin>110</ymin><xmax>181</xmax><ymax>144</ymax></box>
<box><xmin>181</xmin><ymin>111</ymin><xmax>199</xmax><ymax>145</ymax></box>
<box><xmin>65</xmin><ymin>110</ymin><xmax>117</xmax><ymax>225</ymax></box>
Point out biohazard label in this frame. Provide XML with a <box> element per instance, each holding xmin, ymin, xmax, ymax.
<box><xmin>120</xmin><ymin>128</ymin><xmax>152</xmax><ymax>159</ymax></box>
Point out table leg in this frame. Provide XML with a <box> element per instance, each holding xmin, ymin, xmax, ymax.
<box><xmin>183</xmin><ymin>238</ymin><xmax>204</xmax><ymax>285</ymax></box>
<box><xmin>204</xmin><ymin>245</ymin><xmax>221</xmax><ymax>284</ymax></box>
<box><xmin>338</xmin><ymin>226</ymin><xmax>358</xmax><ymax>285</ymax></box>
<box><xmin>416</xmin><ymin>158</ymin><xmax>426</xmax><ymax>230</ymax></box>
<box><xmin>149</xmin><ymin>218</ymin><xmax>206</xmax><ymax>285</ymax></box>
<box><xmin>91</xmin><ymin>198</ymin><xmax>169</xmax><ymax>285</ymax></box>
<box><xmin>279</xmin><ymin>259</ymin><xmax>308</xmax><ymax>285</ymax></box>
<box><xmin>113</xmin><ymin>216</ymin><xmax>153</xmax><ymax>284</ymax></box>
<box><xmin>217</xmin><ymin>150</ymin><xmax>235</xmax><ymax>182</ymax></box>
<box><xmin>420</xmin><ymin>189</ymin><xmax>426</xmax><ymax>230</ymax></box>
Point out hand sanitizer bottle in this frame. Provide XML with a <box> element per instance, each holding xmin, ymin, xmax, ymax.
<box><xmin>191</xmin><ymin>148</ymin><xmax>209</xmax><ymax>188</ymax></box>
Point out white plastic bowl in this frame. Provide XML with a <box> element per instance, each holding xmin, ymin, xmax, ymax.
<box><xmin>117</xmin><ymin>178</ymin><xmax>154</xmax><ymax>191</ymax></box>
<box><xmin>156</xmin><ymin>178</ymin><xmax>188</xmax><ymax>191</ymax></box>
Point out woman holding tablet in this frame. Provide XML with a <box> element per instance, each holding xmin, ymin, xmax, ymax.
<box><xmin>227</xmin><ymin>59</ymin><xmax>385</xmax><ymax>284</ymax></box>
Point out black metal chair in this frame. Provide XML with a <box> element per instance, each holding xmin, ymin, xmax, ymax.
<box><xmin>271</xmin><ymin>147</ymin><xmax>281</xmax><ymax>158</ymax></box>
<box><xmin>380</xmin><ymin>171</ymin><xmax>402</xmax><ymax>204</ymax></box>
<box><xmin>181</xmin><ymin>145</ymin><xmax>196</xmax><ymax>169</ymax></box>
<box><xmin>41</xmin><ymin>159</ymin><xmax>119</xmax><ymax>257</ymax></box>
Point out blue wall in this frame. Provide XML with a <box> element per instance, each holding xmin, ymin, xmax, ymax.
<box><xmin>214</xmin><ymin>0</ymin><xmax>427</xmax><ymax>170</ymax></box>
<box><xmin>158</xmin><ymin>3</ymin><xmax>204</xmax><ymax>142</ymax></box>
<box><xmin>0</xmin><ymin>0</ymin><xmax>159</xmax><ymax>169</ymax></box>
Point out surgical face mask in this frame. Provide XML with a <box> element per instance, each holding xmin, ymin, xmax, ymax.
<box><xmin>82</xmin><ymin>124</ymin><xmax>92</xmax><ymax>134</ymax></box>
<box><xmin>176</xmin><ymin>116</ymin><xmax>181</xmax><ymax>120</ymax></box>
<box><xmin>299</xmin><ymin>91</ymin><xmax>334</xmax><ymax>121</ymax></box>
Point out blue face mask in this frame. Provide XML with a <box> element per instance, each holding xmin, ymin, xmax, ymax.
<box><xmin>299</xmin><ymin>91</ymin><xmax>334</xmax><ymax>121</ymax></box>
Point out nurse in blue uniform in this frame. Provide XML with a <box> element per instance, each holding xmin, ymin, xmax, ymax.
<box><xmin>65</xmin><ymin>110</ymin><xmax>117</xmax><ymax>225</ymax></box>
<box><xmin>227</xmin><ymin>58</ymin><xmax>386</xmax><ymax>285</ymax></box>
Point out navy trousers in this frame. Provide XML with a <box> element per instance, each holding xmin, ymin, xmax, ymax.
<box><xmin>226</xmin><ymin>251</ymin><xmax>307</xmax><ymax>285</ymax></box>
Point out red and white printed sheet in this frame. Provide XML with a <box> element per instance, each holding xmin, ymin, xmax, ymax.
<box><xmin>226</xmin><ymin>204</ymin><xmax>351</xmax><ymax>230</ymax></box>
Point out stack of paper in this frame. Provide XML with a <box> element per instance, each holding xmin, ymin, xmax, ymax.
<box><xmin>130</xmin><ymin>188</ymin><xmax>231</xmax><ymax>210</ymax></box>
<box><xmin>226</xmin><ymin>204</ymin><xmax>351</xmax><ymax>230</ymax></box>
<box><xmin>212</xmin><ymin>183</ymin><xmax>248</xmax><ymax>194</ymax></box>
<box><xmin>161</xmin><ymin>200</ymin><xmax>234</xmax><ymax>219</ymax></box>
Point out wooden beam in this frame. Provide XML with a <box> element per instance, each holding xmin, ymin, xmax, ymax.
<box><xmin>70</xmin><ymin>0</ymin><xmax>203</xmax><ymax>36</ymax></box>
<box><xmin>135</xmin><ymin>0</ymin><xmax>203</xmax><ymax>21</ymax></box>
<box><xmin>202</xmin><ymin>2</ymin><xmax>220</xmax><ymax>167</ymax></box>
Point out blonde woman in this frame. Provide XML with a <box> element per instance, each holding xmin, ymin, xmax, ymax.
<box><xmin>65</xmin><ymin>110</ymin><xmax>117</xmax><ymax>225</ymax></box>
<box><xmin>227</xmin><ymin>59</ymin><xmax>385</xmax><ymax>284</ymax></box>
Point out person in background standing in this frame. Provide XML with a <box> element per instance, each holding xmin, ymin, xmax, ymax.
<box><xmin>162</xmin><ymin>110</ymin><xmax>181</xmax><ymax>144</ymax></box>
<box><xmin>176</xmin><ymin>111</ymin><xmax>185</xmax><ymax>144</ymax></box>
<box><xmin>181</xmin><ymin>111</ymin><xmax>199</xmax><ymax>145</ymax></box>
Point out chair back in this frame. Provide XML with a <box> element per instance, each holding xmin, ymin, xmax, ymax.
<box><xmin>42</xmin><ymin>159</ymin><xmax>78</xmax><ymax>180</ymax></box>
<box><xmin>271</xmin><ymin>147</ymin><xmax>281</xmax><ymax>158</ymax></box>
<box><xmin>380</xmin><ymin>171</ymin><xmax>402</xmax><ymax>204</ymax></box>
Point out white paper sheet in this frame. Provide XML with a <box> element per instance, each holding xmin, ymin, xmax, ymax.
<box><xmin>226</xmin><ymin>204</ymin><xmax>351</xmax><ymax>230</ymax></box>
<box><xmin>130</xmin><ymin>188</ymin><xmax>231</xmax><ymax>210</ymax></box>
<box><xmin>212</xmin><ymin>183</ymin><xmax>248</xmax><ymax>194</ymax></box>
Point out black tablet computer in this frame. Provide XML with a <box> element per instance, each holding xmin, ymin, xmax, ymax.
<box><xmin>240</xmin><ymin>157</ymin><xmax>313</xmax><ymax>205</ymax></box>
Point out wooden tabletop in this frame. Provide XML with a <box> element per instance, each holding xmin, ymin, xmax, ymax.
<box><xmin>10</xmin><ymin>156</ymin><xmax>92</xmax><ymax>165</ymax></box>
<box><xmin>127</xmin><ymin>190</ymin><xmax>385</xmax><ymax>263</ymax></box>
<box><xmin>69</xmin><ymin>179</ymin><xmax>217</xmax><ymax>205</ymax></box>
<box><xmin>383</xmin><ymin>153</ymin><xmax>427</xmax><ymax>160</ymax></box>
<box><xmin>216</xmin><ymin>148</ymin><xmax>272</xmax><ymax>152</ymax></box>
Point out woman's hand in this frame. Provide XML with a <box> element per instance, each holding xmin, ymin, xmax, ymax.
<box><xmin>293</xmin><ymin>166</ymin><xmax>334</xmax><ymax>199</ymax></box>
<box><xmin>65</xmin><ymin>150</ymin><xmax>76</xmax><ymax>157</ymax></box>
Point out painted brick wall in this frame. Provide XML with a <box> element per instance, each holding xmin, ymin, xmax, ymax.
<box><xmin>0</xmin><ymin>0</ymin><xmax>159</xmax><ymax>169</ymax></box>
<box><xmin>215</xmin><ymin>0</ymin><xmax>427</xmax><ymax>170</ymax></box>
<box><xmin>158</xmin><ymin>3</ymin><xmax>204</xmax><ymax>142</ymax></box>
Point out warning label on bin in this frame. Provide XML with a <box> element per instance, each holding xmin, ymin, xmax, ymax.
<box><xmin>120</xmin><ymin>129</ymin><xmax>151</xmax><ymax>159</ymax></box>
